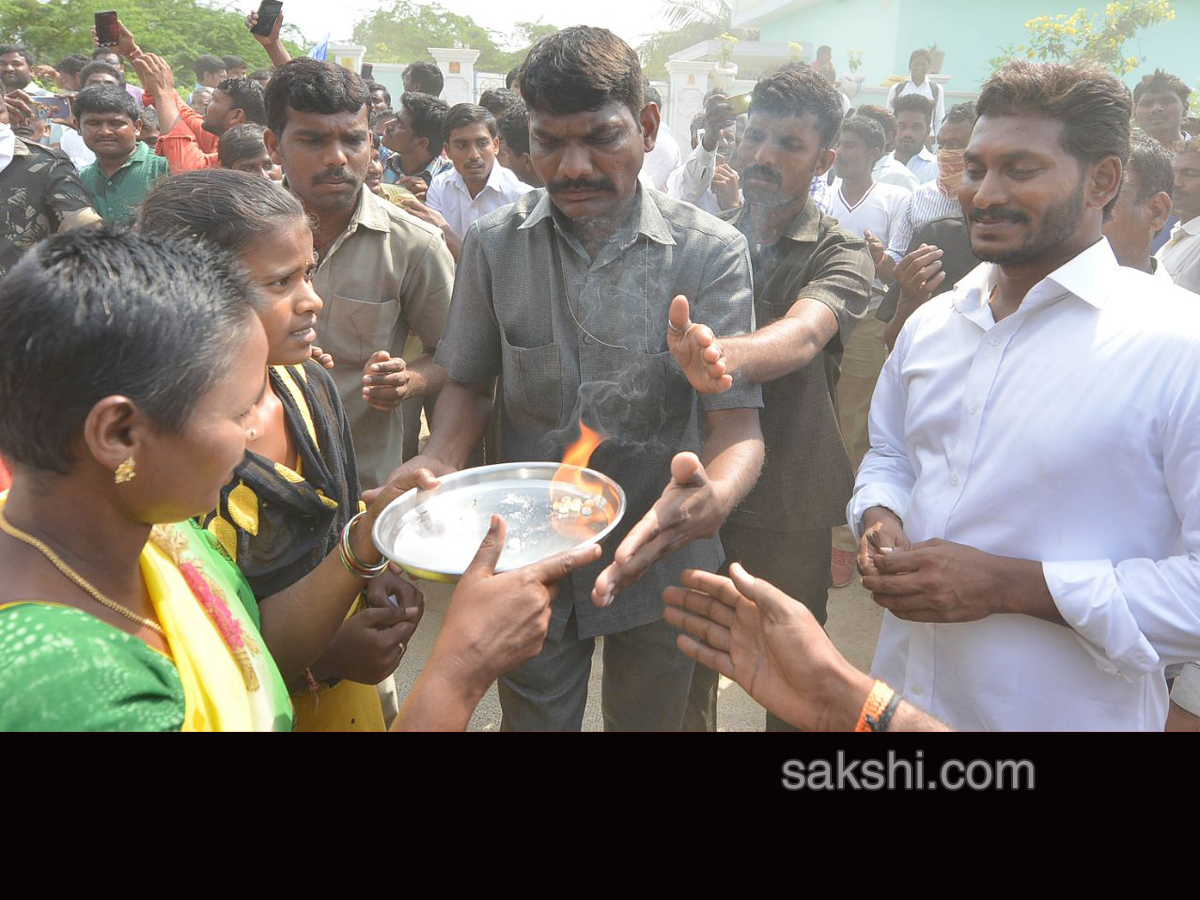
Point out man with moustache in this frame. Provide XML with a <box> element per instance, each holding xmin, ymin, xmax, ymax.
<box><xmin>263</xmin><ymin>58</ymin><xmax>455</xmax><ymax>493</ymax></box>
<box><xmin>389</xmin><ymin>27</ymin><xmax>764</xmax><ymax>731</ymax></box>
<box><xmin>671</xmin><ymin>65</ymin><xmax>875</xmax><ymax>731</ymax></box>
<box><xmin>851</xmin><ymin>62</ymin><xmax>1200</xmax><ymax>731</ymax></box>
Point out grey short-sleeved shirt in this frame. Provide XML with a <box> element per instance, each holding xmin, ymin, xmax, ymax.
<box><xmin>436</xmin><ymin>186</ymin><xmax>762</xmax><ymax>639</ymax></box>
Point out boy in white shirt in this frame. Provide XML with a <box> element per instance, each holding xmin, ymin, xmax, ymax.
<box><xmin>827</xmin><ymin>114</ymin><xmax>910</xmax><ymax>586</ymax></box>
<box><xmin>420</xmin><ymin>103</ymin><xmax>533</xmax><ymax>259</ymax></box>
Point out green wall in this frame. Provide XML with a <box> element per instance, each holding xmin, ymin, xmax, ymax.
<box><xmin>754</xmin><ymin>0</ymin><xmax>1199</xmax><ymax>99</ymax></box>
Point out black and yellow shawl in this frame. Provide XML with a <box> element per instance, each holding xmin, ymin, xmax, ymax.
<box><xmin>201</xmin><ymin>359</ymin><xmax>363</xmax><ymax>599</ymax></box>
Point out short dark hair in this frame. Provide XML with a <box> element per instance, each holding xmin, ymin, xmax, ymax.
<box><xmin>976</xmin><ymin>62</ymin><xmax>1131</xmax><ymax>214</ymax></box>
<box><xmin>370</xmin><ymin>107</ymin><xmax>397</xmax><ymax>131</ymax></box>
<box><xmin>749</xmin><ymin>64</ymin><xmax>843</xmax><ymax>152</ymax></box>
<box><xmin>264</xmin><ymin>57</ymin><xmax>368</xmax><ymax>137</ymax></box>
<box><xmin>139</xmin><ymin>104</ymin><xmax>160</xmax><ymax>131</ymax></box>
<box><xmin>0</xmin><ymin>225</ymin><xmax>263</xmax><ymax>475</ymax></box>
<box><xmin>855</xmin><ymin>104</ymin><xmax>897</xmax><ymax>143</ymax></box>
<box><xmin>90</xmin><ymin>47</ymin><xmax>119</xmax><ymax>62</ymax></box>
<box><xmin>71</xmin><ymin>84</ymin><xmax>140</xmax><ymax>124</ymax></box>
<box><xmin>55</xmin><ymin>54</ymin><xmax>89</xmax><ymax>77</ymax></box>
<box><xmin>942</xmin><ymin>101</ymin><xmax>977</xmax><ymax>129</ymax></box>
<box><xmin>400</xmin><ymin>91</ymin><xmax>449</xmax><ymax>146</ymax></box>
<box><xmin>1133</xmin><ymin>69</ymin><xmax>1191</xmax><ymax>108</ymax></box>
<box><xmin>249</xmin><ymin>69</ymin><xmax>272</xmax><ymax>88</ymax></box>
<box><xmin>222</xmin><ymin>55</ymin><xmax>247</xmax><ymax>71</ymax></box>
<box><xmin>893</xmin><ymin>92</ymin><xmax>934</xmax><ymax>126</ymax></box>
<box><xmin>403</xmin><ymin>60</ymin><xmax>443</xmax><ymax>96</ymax></box>
<box><xmin>367</xmin><ymin>81</ymin><xmax>392</xmax><ymax>105</ymax></box>
<box><xmin>443</xmin><ymin>103</ymin><xmax>496</xmax><ymax>145</ymax></box>
<box><xmin>140</xmin><ymin>168</ymin><xmax>307</xmax><ymax>254</ymax></box>
<box><xmin>909</xmin><ymin>48</ymin><xmax>932</xmax><ymax>67</ymax></box>
<box><xmin>520</xmin><ymin>26</ymin><xmax>644</xmax><ymax>122</ymax></box>
<box><xmin>506</xmin><ymin>66</ymin><xmax>521</xmax><ymax>89</ymax></box>
<box><xmin>0</xmin><ymin>44</ymin><xmax>33</xmax><ymax>66</ymax></box>
<box><xmin>217</xmin><ymin>77</ymin><xmax>267</xmax><ymax>126</ymax></box>
<box><xmin>194</xmin><ymin>54</ymin><xmax>226</xmax><ymax>79</ymax></box>
<box><xmin>498</xmin><ymin>98</ymin><xmax>530</xmax><ymax>156</ymax></box>
<box><xmin>80</xmin><ymin>60</ymin><xmax>123</xmax><ymax>87</ymax></box>
<box><xmin>644</xmin><ymin>83</ymin><xmax>662</xmax><ymax>107</ymax></box>
<box><xmin>841</xmin><ymin>114</ymin><xmax>885</xmax><ymax>155</ymax></box>
<box><xmin>217</xmin><ymin>122</ymin><xmax>270</xmax><ymax>168</ymax></box>
<box><xmin>1125</xmin><ymin>134</ymin><xmax>1174</xmax><ymax>202</ymax></box>
<box><xmin>479</xmin><ymin>87</ymin><xmax>519</xmax><ymax>118</ymax></box>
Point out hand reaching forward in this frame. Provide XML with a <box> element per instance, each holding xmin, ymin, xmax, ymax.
<box><xmin>667</xmin><ymin>295</ymin><xmax>732</xmax><ymax>394</ymax></box>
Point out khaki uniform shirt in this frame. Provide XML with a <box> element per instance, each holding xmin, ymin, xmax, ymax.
<box><xmin>312</xmin><ymin>186</ymin><xmax>456</xmax><ymax>488</ymax></box>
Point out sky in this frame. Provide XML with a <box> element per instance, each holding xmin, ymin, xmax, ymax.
<box><xmin>277</xmin><ymin>0</ymin><xmax>672</xmax><ymax>52</ymax></box>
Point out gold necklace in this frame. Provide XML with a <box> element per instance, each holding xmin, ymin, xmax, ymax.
<box><xmin>0</xmin><ymin>510</ymin><xmax>166</xmax><ymax>636</ymax></box>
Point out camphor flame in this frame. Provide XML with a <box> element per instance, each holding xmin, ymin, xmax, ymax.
<box><xmin>550</xmin><ymin>422</ymin><xmax>614</xmax><ymax>533</ymax></box>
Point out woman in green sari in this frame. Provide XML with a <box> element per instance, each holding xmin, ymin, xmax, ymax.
<box><xmin>0</xmin><ymin>226</ymin><xmax>599</xmax><ymax>731</ymax></box>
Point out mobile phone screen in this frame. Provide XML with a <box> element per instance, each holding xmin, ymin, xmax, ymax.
<box><xmin>35</xmin><ymin>97</ymin><xmax>73</xmax><ymax>120</ymax></box>
<box><xmin>251</xmin><ymin>0</ymin><xmax>283</xmax><ymax>36</ymax></box>
<box><xmin>360</xmin><ymin>63</ymin><xmax>374</xmax><ymax>80</ymax></box>
<box><xmin>95</xmin><ymin>11</ymin><xmax>119</xmax><ymax>47</ymax></box>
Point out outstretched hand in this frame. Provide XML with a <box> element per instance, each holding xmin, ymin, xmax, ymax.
<box><xmin>667</xmin><ymin>295</ymin><xmax>732</xmax><ymax>394</ymax></box>
<box><xmin>664</xmin><ymin>563</ymin><xmax>867</xmax><ymax>732</ymax></box>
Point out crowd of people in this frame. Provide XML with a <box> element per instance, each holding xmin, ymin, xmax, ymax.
<box><xmin>1</xmin><ymin>14</ymin><xmax>1199</xmax><ymax>732</ymax></box>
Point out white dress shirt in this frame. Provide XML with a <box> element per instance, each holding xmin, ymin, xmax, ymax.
<box><xmin>872</xmin><ymin>153</ymin><xmax>920</xmax><ymax>192</ymax></box>
<box><xmin>425</xmin><ymin>162</ymin><xmax>533</xmax><ymax>238</ymax></box>
<box><xmin>1154</xmin><ymin>214</ymin><xmax>1200</xmax><ymax>294</ymax></box>
<box><xmin>850</xmin><ymin>240</ymin><xmax>1200</xmax><ymax>731</ymax></box>
<box><xmin>899</xmin><ymin>146</ymin><xmax>938</xmax><ymax>184</ymax></box>
<box><xmin>642</xmin><ymin>125</ymin><xmax>682</xmax><ymax>192</ymax></box>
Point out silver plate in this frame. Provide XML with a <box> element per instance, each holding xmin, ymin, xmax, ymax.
<box><xmin>372</xmin><ymin>462</ymin><xmax>627</xmax><ymax>582</ymax></box>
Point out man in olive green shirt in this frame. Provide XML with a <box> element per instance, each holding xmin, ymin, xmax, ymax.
<box><xmin>75</xmin><ymin>85</ymin><xmax>168</xmax><ymax>222</ymax></box>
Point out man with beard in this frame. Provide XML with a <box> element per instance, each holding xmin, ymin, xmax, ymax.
<box><xmin>263</xmin><ymin>58</ymin><xmax>455</xmax><ymax>493</ymax></box>
<box><xmin>850</xmin><ymin>62</ymin><xmax>1200</xmax><ymax>731</ymax></box>
<box><xmin>388</xmin><ymin>27</ymin><xmax>764</xmax><ymax>731</ymax></box>
<box><xmin>671</xmin><ymin>64</ymin><xmax>874</xmax><ymax>731</ymax></box>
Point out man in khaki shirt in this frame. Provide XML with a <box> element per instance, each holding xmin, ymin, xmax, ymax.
<box><xmin>265</xmin><ymin>58</ymin><xmax>454</xmax><ymax>489</ymax></box>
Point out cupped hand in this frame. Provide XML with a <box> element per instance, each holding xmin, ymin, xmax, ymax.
<box><xmin>667</xmin><ymin>295</ymin><xmax>732</xmax><ymax>394</ymax></box>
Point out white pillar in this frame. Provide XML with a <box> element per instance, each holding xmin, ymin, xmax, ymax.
<box><xmin>429</xmin><ymin>47</ymin><xmax>481</xmax><ymax>105</ymax></box>
<box><xmin>665</xmin><ymin>59</ymin><xmax>717</xmax><ymax>151</ymax></box>
<box><xmin>326</xmin><ymin>42</ymin><xmax>366</xmax><ymax>75</ymax></box>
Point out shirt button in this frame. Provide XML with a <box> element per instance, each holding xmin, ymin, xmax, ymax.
<box><xmin>950</xmin><ymin>474</ymin><xmax>961</xmax><ymax>486</ymax></box>
<box><xmin>911</xmin><ymin>684</ymin><xmax>924</xmax><ymax>697</ymax></box>
<box><xmin>989</xmin><ymin>337</ymin><xmax>1000</xmax><ymax>346</ymax></box>
<box><xmin>968</xmin><ymin>403</ymin><xmax>979</xmax><ymax>415</ymax></box>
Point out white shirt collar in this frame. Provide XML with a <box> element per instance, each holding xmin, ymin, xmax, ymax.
<box><xmin>1176</xmin><ymin>215</ymin><xmax>1200</xmax><ymax>237</ymax></box>
<box><xmin>953</xmin><ymin>238</ymin><xmax>1119</xmax><ymax>317</ymax></box>
<box><xmin>448</xmin><ymin>161</ymin><xmax>510</xmax><ymax>200</ymax></box>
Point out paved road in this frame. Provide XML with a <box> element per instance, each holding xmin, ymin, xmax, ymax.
<box><xmin>391</xmin><ymin>571</ymin><xmax>884</xmax><ymax>731</ymax></box>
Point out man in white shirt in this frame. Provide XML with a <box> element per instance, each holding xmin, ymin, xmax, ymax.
<box><xmin>1154</xmin><ymin>138</ymin><xmax>1200</xmax><ymax>293</ymax></box>
<box><xmin>828</xmin><ymin>114</ymin><xmax>910</xmax><ymax>587</ymax></box>
<box><xmin>422</xmin><ymin>103</ymin><xmax>533</xmax><ymax>259</ymax></box>
<box><xmin>641</xmin><ymin>84</ymin><xmax>680</xmax><ymax>191</ymax></box>
<box><xmin>1104</xmin><ymin>133</ymin><xmax>1174</xmax><ymax>277</ymax></box>
<box><xmin>886</xmin><ymin>49</ymin><xmax>945</xmax><ymax>138</ymax></box>
<box><xmin>852</xmin><ymin>61</ymin><xmax>1200</xmax><ymax>732</ymax></box>
<box><xmin>666</xmin><ymin>97</ymin><xmax>738</xmax><ymax>215</ymax></box>
<box><xmin>854</xmin><ymin>105</ymin><xmax>920</xmax><ymax>192</ymax></box>
<box><xmin>892</xmin><ymin>94</ymin><xmax>938</xmax><ymax>184</ymax></box>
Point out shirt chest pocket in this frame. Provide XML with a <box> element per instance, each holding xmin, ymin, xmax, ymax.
<box><xmin>500</xmin><ymin>331</ymin><xmax>563</xmax><ymax>428</ymax></box>
<box><xmin>319</xmin><ymin>294</ymin><xmax>402</xmax><ymax>369</ymax></box>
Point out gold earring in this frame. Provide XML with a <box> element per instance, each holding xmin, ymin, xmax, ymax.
<box><xmin>114</xmin><ymin>456</ymin><xmax>137</xmax><ymax>484</ymax></box>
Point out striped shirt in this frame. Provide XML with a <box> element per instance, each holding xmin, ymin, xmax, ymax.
<box><xmin>885</xmin><ymin>181</ymin><xmax>961</xmax><ymax>264</ymax></box>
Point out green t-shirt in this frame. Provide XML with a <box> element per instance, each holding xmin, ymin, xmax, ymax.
<box><xmin>78</xmin><ymin>139</ymin><xmax>170</xmax><ymax>223</ymax></box>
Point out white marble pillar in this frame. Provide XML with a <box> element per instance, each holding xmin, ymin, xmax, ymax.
<box><xmin>665</xmin><ymin>59</ymin><xmax>717</xmax><ymax>151</ymax></box>
<box><xmin>429</xmin><ymin>47</ymin><xmax>481</xmax><ymax>104</ymax></box>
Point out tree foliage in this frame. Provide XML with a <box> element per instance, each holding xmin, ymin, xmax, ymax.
<box><xmin>990</xmin><ymin>0</ymin><xmax>1177</xmax><ymax>76</ymax></box>
<box><xmin>639</xmin><ymin>0</ymin><xmax>756</xmax><ymax>81</ymax></box>
<box><xmin>0</xmin><ymin>0</ymin><xmax>305</xmax><ymax>82</ymax></box>
<box><xmin>351</xmin><ymin>1</ymin><xmax>555</xmax><ymax>74</ymax></box>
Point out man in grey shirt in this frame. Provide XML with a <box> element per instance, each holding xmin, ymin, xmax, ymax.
<box><xmin>390</xmin><ymin>27</ymin><xmax>764</xmax><ymax>730</ymax></box>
